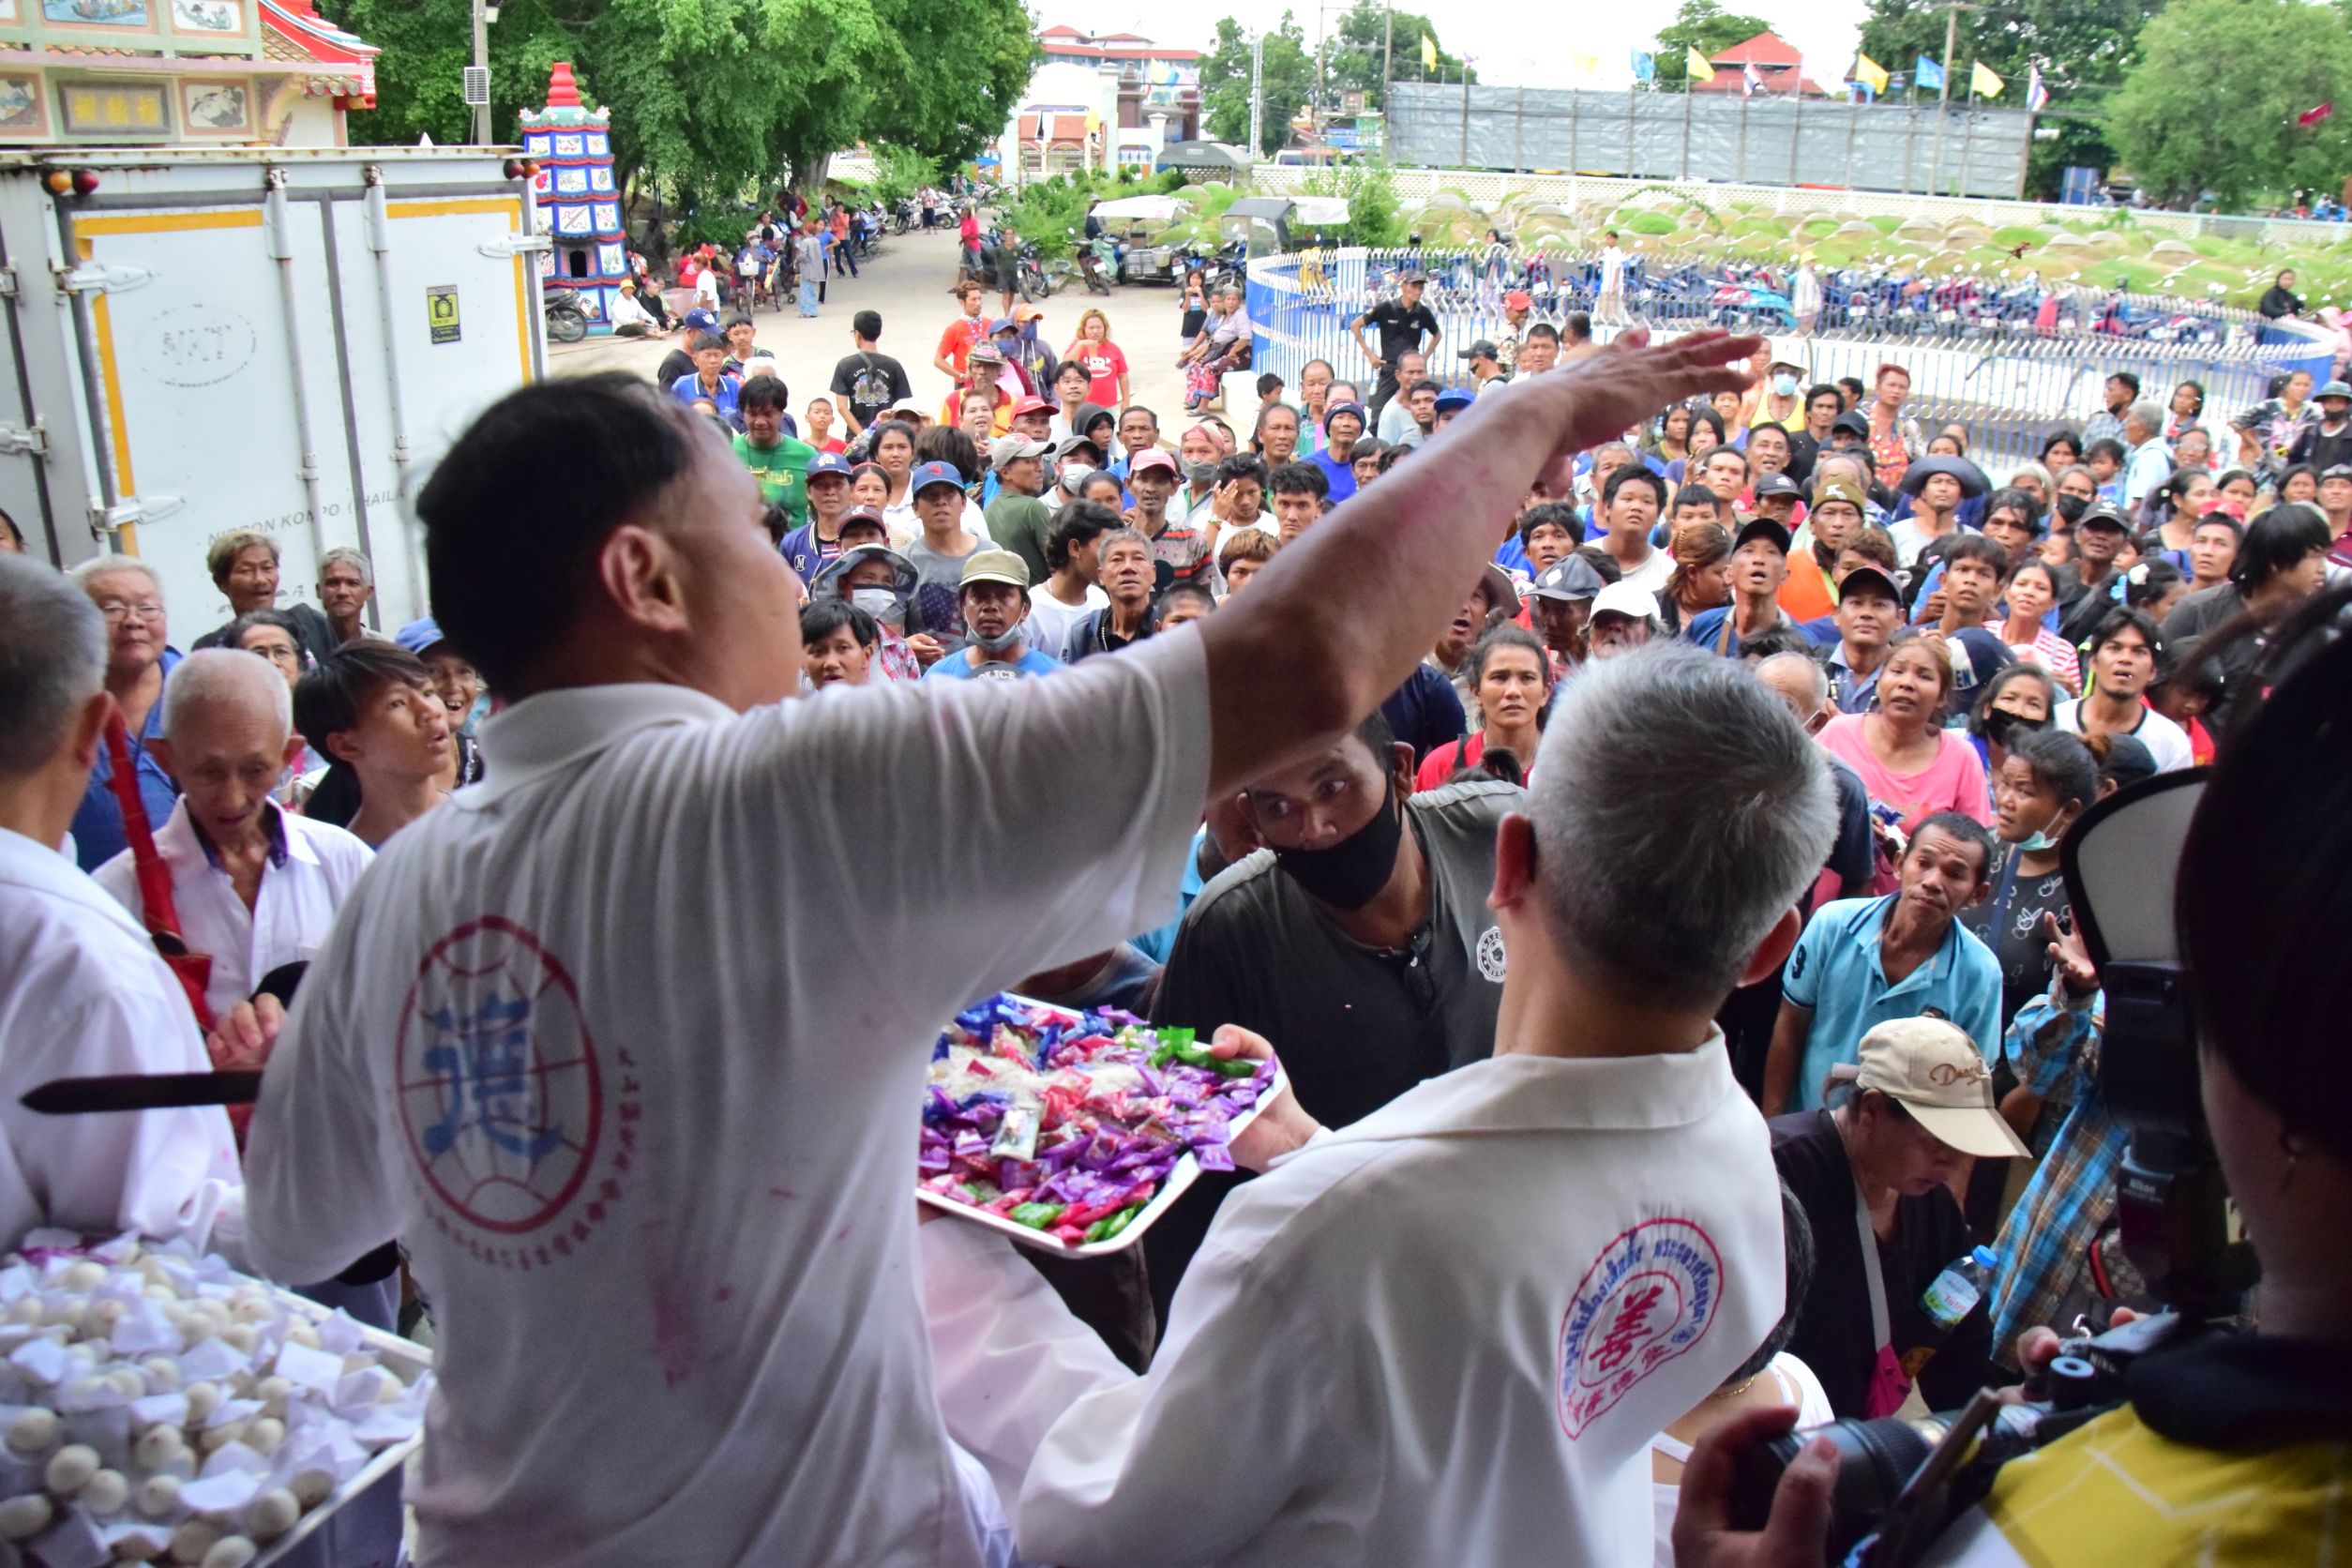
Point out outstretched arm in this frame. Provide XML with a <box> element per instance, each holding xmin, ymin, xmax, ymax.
<box><xmin>1195</xmin><ymin>329</ymin><xmax>1759</xmax><ymax>795</ymax></box>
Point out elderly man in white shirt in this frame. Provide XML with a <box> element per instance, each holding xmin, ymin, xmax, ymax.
<box><xmin>94</xmin><ymin>650</ymin><xmax>372</xmax><ymax>1025</ymax></box>
<box><xmin>242</xmin><ymin>337</ymin><xmax>1758</xmax><ymax>1567</ymax></box>
<box><xmin>924</xmin><ymin>647</ymin><xmax>1831</xmax><ymax>1566</ymax></box>
<box><xmin>0</xmin><ymin>558</ymin><xmax>244</xmax><ymax>1257</ymax></box>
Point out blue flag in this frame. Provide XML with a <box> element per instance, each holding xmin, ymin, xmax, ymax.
<box><xmin>1914</xmin><ymin>54</ymin><xmax>1945</xmax><ymax>91</ymax></box>
<box><xmin>1631</xmin><ymin>50</ymin><xmax>1655</xmax><ymax>82</ymax></box>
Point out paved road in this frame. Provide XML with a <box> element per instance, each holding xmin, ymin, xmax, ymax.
<box><xmin>547</xmin><ymin>230</ymin><xmax>1206</xmax><ymax>429</ymax></box>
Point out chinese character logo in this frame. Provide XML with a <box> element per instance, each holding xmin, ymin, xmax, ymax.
<box><xmin>1556</xmin><ymin>1218</ymin><xmax>1724</xmax><ymax>1438</ymax></box>
<box><xmin>398</xmin><ymin>918</ymin><xmax>602</xmax><ymax>1240</ymax></box>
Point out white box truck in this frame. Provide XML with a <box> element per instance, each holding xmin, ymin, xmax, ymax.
<box><xmin>0</xmin><ymin>146</ymin><xmax>548</xmax><ymax>639</ymax></box>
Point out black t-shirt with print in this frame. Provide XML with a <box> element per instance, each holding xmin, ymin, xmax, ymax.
<box><xmin>1143</xmin><ymin>779</ymin><xmax>1521</xmax><ymax>1319</ymax></box>
<box><xmin>1961</xmin><ymin>845</ymin><xmax>2070</xmax><ymax>1026</ymax></box>
<box><xmin>1363</xmin><ymin>299</ymin><xmax>1440</xmax><ymax>366</ymax></box>
<box><xmin>830</xmin><ymin>350</ymin><xmax>913</xmax><ymax>429</ymax></box>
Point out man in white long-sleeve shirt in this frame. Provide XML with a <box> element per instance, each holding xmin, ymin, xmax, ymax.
<box><xmin>242</xmin><ymin>339</ymin><xmax>1758</xmax><ymax>1567</ymax></box>
<box><xmin>924</xmin><ymin>647</ymin><xmax>1835</xmax><ymax>1566</ymax></box>
<box><xmin>0</xmin><ymin>558</ymin><xmax>243</xmax><ymax>1256</ymax></box>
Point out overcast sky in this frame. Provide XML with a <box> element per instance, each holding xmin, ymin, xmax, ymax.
<box><xmin>1056</xmin><ymin>0</ymin><xmax>1874</xmax><ymax>94</ymax></box>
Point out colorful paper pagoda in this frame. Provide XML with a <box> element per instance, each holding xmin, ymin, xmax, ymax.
<box><xmin>518</xmin><ymin>63</ymin><xmax>624</xmax><ymax>333</ymax></box>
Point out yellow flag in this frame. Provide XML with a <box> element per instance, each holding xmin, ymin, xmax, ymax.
<box><xmin>1852</xmin><ymin>53</ymin><xmax>1889</xmax><ymax>96</ymax></box>
<box><xmin>1685</xmin><ymin>45</ymin><xmax>1714</xmax><ymax>82</ymax></box>
<box><xmin>1422</xmin><ymin>32</ymin><xmax>1438</xmax><ymax>71</ymax></box>
<box><xmin>1971</xmin><ymin>60</ymin><xmax>2004</xmax><ymax>98</ymax></box>
<box><xmin>1082</xmin><ymin>109</ymin><xmax>1101</xmax><ymax>135</ymax></box>
<box><xmin>1571</xmin><ymin>51</ymin><xmax>1600</xmax><ymax>75</ymax></box>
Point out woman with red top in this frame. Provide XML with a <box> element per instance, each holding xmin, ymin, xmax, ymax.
<box><xmin>1063</xmin><ymin>309</ymin><xmax>1131</xmax><ymax>410</ymax></box>
<box><xmin>1987</xmin><ymin>560</ymin><xmax>2080</xmax><ymax>694</ymax></box>
<box><xmin>1866</xmin><ymin>363</ymin><xmax>1922</xmax><ymax>491</ymax></box>
<box><xmin>1415</xmin><ymin>625</ymin><xmax>1549</xmax><ymax>789</ymax></box>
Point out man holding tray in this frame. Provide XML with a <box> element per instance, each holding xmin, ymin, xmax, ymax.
<box><xmin>924</xmin><ymin>648</ymin><xmax>1833</xmax><ymax>1564</ymax></box>
<box><xmin>242</xmin><ymin>335</ymin><xmax>1758</xmax><ymax>1566</ymax></box>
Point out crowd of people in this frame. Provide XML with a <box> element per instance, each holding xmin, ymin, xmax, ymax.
<box><xmin>0</xmin><ymin>223</ymin><xmax>2344</xmax><ymax>1567</ymax></box>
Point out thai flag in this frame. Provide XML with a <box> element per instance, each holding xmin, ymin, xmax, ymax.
<box><xmin>1742</xmin><ymin>61</ymin><xmax>1765</xmax><ymax>98</ymax></box>
<box><xmin>2026</xmin><ymin>66</ymin><xmax>2049</xmax><ymax>113</ymax></box>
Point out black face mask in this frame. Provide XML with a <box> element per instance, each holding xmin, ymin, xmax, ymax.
<box><xmin>1273</xmin><ymin>771</ymin><xmax>1403</xmax><ymax>912</ymax></box>
<box><xmin>2055</xmin><ymin>492</ymin><xmax>2090</xmax><ymax>524</ymax></box>
<box><xmin>1982</xmin><ymin>708</ymin><xmax>2048</xmax><ymax>752</ymax></box>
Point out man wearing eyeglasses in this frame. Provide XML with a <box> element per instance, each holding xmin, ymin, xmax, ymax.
<box><xmin>66</xmin><ymin>557</ymin><xmax>181</xmax><ymax>871</ymax></box>
<box><xmin>1140</xmin><ymin>706</ymin><xmax>1521</xmax><ymax>1318</ymax></box>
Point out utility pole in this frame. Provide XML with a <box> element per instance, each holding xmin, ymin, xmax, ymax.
<box><xmin>1383</xmin><ymin>0</ymin><xmax>1393</xmax><ymax>112</ymax></box>
<box><xmin>1926</xmin><ymin>0</ymin><xmax>1978</xmax><ymax>195</ymax></box>
<box><xmin>469</xmin><ymin>0</ymin><xmax>491</xmax><ymax>145</ymax></box>
<box><xmin>1250</xmin><ymin>29</ymin><xmax>1264</xmax><ymax>158</ymax></box>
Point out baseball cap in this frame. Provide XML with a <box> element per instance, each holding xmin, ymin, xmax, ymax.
<box><xmin>2076</xmin><ymin>502</ymin><xmax>2131</xmax><ymax>533</ymax></box>
<box><xmin>805</xmin><ymin>452</ymin><xmax>852</xmax><ymax>483</ymax></box>
<box><xmin>1323</xmin><ymin>400</ymin><xmax>1367</xmax><ymax>431</ymax></box>
<box><xmin>959</xmin><ymin>550</ymin><xmax>1031</xmax><ymax>590</ymax></box>
<box><xmin>681</xmin><ymin>308</ymin><xmax>718</xmax><ymax>334</ymax></box>
<box><xmin>1830</xmin><ymin>410</ymin><xmax>1871</xmax><ymax>440</ymax></box>
<box><xmin>1434</xmin><ymin>387</ymin><xmax>1477</xmax><ymax>415</ymax></box>
<box><xmin>1734</xmin><ymin>517</ymin><xmax>1792</xmax><ymax>554</ymax></box>
<box><xmin>1013</xmin><ymin>396</ymin><xmax>1055</xmax><ymax>418</ymax></box>
<box><xmin>1828</xmin><ymin>1018</ymin><xmax>2029</xmax><ymax>1159</ymax></box>
<box><xmin>837</xmin><ymin>505</ymin><xmax>888</xmax><ymax>543</ymax></box>
<box><xmin>2319</xmin><ymin>379</ymin><xmax>2352</xmax><ymax>400</ymax></box>
<box><xmin>990</xmin><ymin>436</ymin><xmax>1050</xmax><ymax>470</ymax></box>
<box><xmin>1528</xmin><ymin>555</ymin><xmax>1606</xmax><ymax>602</ymax></box>
<box><xmin>1013</xmin><ymin>303</ymin><xmax>1045</xmax><ymax>324</ymax></box>
<box><xmin>1589</xmin><ymin>581</ymin><xmax>1659</xmax><ymax>623</ymax></box>
<box><xmin>1457</xmin><ymin>339</ymin><xmax>1501</xmax><ymax>362</ymax></box>
<box><xmin>1751</xmin><ymin>473</ymin><xmax>1802</xmax><ymax>505</ymax></box>
<box><xmin>909</xmin><ymin>460</ymin><xmax>966</xmax><ymax>496</ymax></box>
<box><xmin>1503</xmin><ymin>289</ymin><xmax>1532</xmax><ymax>310</ymax></box>
<box><xmin>1399</xmin><ymin>268</ymin><xmax>1427</xmax><ymax>284</ymax></box>
<box><xmin>1838</xmin><ymin>564</ymin><xmax>1903</xmax><ymax>607</ymax></box>
<box><xmin>392</xmin><ymin>616</ymin><xmax>446</xmax><ymax>656</ymax></box>
<box><xmin>1127</xmin><ymin>447</ymin><xmax>1180</xmax><ymax>479</ymax></box>
<box><xmin>1812</xmin><ymin>475</ymin><xmax>1867</xmax><ymax>512</ymax></box>
<box><xmin>987</xmin><ymin>317</ymin><xmax>1018</xmax><ymax>335</ymax></box>
<box><xmin>1476</xmin><ymin>563</ymin><xmax>1521</xmax><ymax>619</ymax></box>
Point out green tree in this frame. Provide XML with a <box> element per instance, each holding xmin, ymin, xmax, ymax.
<box><xmin>1199</xmin><ymin>13</ymin><xmax>1317</xmax><ymax>157</ymax></box>
<box><xmin>2109</xmin><ymin>0</ymin><xmax>2352</xmax><ymax>209</ymax></box>
<box><xmin>1651</xmin><ymin>0</ymin><xmax>1774</xmax><ymax>92</ymax></box>
<box><xmin>1857</xmin><ymin>0</ymin><xmax>2165</xmax><ymax>197</ymax></box>
<box><xmin>328</xmin><ymin>0</ymin><xmax>1030</xmax><ymax>240</ymax></box>
<box><xmin>1327</xmin><ymin>0</ymin><xmax>1470</xmax><ymax>111</ymax></box>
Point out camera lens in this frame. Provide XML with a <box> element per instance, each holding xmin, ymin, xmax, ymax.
<box><xmin>1729</xmin><ymin>1415</ymin><xmax>1953</xmax><ymax>1557</ymax></box>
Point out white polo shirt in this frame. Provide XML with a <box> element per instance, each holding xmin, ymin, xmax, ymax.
<box><xmin>242</xmin><ymin>633</ymin><xmax>1212</xmax><ymax>1568</ymax></box>
<box><xmin>93</xmin><ymin>799</ymin><xmax>373</xmax><ymax>1024</ymax></box>
<box><xmin>0</xmin><ymin>828</ymin><xmax>242</xmax><ymax>1256</ymax></box>
<box><xmin>924</xmin><ymin>1039</ymin><xmax>1785</xmax><ymax>1567</ymax></box>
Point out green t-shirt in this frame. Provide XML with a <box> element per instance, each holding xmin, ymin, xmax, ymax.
<box><xmin>984</xmin><ymin>493</ymin><xmax>1054</xmax><ymax>583</ymax></box>
<box><xmin>733</xmin><ymin>433</ymin><xmax>817</xmax><ymax>526</ymax></box>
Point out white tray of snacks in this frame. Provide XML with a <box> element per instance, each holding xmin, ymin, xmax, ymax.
<box><xmin>916</xmin><ymin>994</ymin><xmax>1286</xmax><ymax>1259</ymax></box>
<box><xmin>0</xmin><ymin>1229</ymin><xmax>430</xmax><ymax>1568</ymax></box>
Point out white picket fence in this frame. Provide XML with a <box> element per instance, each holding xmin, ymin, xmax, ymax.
<box><xmin>1246</xmin><ymin>165</ymin><xmax>2351</xmax><ymax>247</ymax></box>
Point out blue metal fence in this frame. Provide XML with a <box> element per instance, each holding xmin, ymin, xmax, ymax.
<box><xmin>1245</xmin><ymin>245</ymin><xmax>2336</xmax><ymax>473</ymax></box>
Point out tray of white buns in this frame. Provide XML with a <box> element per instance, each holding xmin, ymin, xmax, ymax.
<box><xmin>0</xmin><ymin>1229</ymin><xmax>430</xmax><ymax>1568</ymax></box>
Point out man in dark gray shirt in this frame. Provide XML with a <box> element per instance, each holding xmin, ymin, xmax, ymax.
<box><xmin>1144</xmin><ymin>705</ymin><xmax>1519</xmax><ymax>1315</ymax></box>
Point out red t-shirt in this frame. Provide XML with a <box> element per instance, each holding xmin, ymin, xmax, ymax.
<box><xmin>936</xmin><ymin>316</ymin><xmax>986</xmax><ymax>378</ymax></box>
<box><xmin>1068</xmin><ymin>341</ymin><xmax>1128</xmax><ymax>407</ymax></box>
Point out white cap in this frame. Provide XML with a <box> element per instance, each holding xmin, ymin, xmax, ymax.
<box><xmin>1589</xmin><ymin>581</ymin><xmax>1660</xmax><ymax>623</ymax></box>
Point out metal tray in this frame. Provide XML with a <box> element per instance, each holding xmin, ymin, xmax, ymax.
<box><xmin>915</xmin><ymin>997</ymin><xmax>1285</xmax><ymax>1259</ymax></box>
<box><xmin>248</xmin><ymin>1295</ymin><xmax>431</xmax><ymax>1568</ymax></box>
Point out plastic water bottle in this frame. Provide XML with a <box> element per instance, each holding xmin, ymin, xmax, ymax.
<box><xmin>1921</xmin><ymin>1245</ymin><xmax>1998</xmax><ymax>1331</ymax></box>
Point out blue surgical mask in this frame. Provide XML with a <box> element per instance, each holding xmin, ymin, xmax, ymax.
<box><xmin>1772</xmin><ymin>373</ymin><xmax>1799</xmax><ymax>398</ymax></box>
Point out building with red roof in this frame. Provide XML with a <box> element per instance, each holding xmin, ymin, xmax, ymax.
<box><xmin>1688</xmin><ymin>31</ymin><xmax>1835</xmax><ymax>98</ymax></box>
<box><xmin>0</xmin><ymin>0</ymin><xmax>376</xmax><ymax>145</ymax></box>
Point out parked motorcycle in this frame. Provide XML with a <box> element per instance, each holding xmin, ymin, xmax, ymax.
<box><xmin>543</xmin><ymin>286</ymin><xmax>590</xmax><ymax>344</ymax></box>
